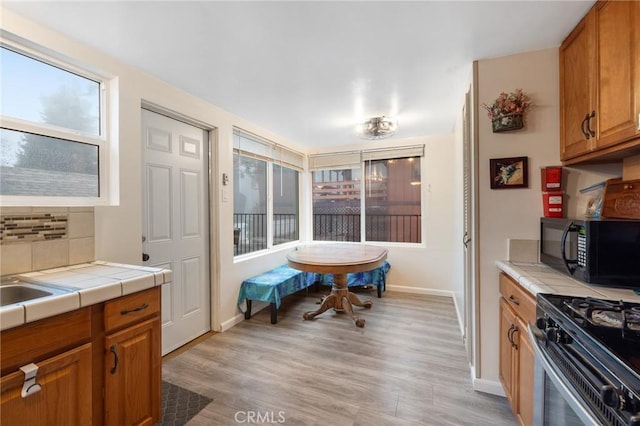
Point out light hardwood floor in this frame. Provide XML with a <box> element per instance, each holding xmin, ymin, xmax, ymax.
<box><xmin>161</xmin><ymin>289</ymin><xmax>516</xmax><ymax>426</ymax></box>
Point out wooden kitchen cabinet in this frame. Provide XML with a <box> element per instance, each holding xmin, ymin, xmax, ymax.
<box><xmin>0</xmin><ymin>287</ymin><xmax>162</xmax><ymax>426</ymax></box>
<box><xmin>499</xmin><ymin>273</ymin><xmax>536</xmax><ymax>426</ymax></box>
<box><xmin>516</xmin><ymin>316</ymin><xmax>535</xmax><ymax>426</ymax></box>
<box><xmin>104</xmin><ymin>288</ymin><xmax>161</xmax><ymax>426</ymax></box>
<box><xmin>499</xmin><ymin>298</ymin><xmax>517</xmax><ymax>406</ymax></box>
<box><xmin>0</xmin><ymin>307</ymin><xmax>93</xmax><ymax>425</ymax></box>
<box><xmin>1</xmin><ymin>344</ymin><xmax>92</xmax><ymax>425</ymax></box>
<box><xmin>560</xmin><ymin>0</ymin><xmax>640</xmax><ymax>164</ymax></box>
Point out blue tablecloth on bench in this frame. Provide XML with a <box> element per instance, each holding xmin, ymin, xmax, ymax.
<box><xmin>237</xmin><ymin>265</ymin><xmax>319</xmax><ymax>311</ymax></box>
<box><xmin>319</xmin><ymin>260</ymin><xmax>390</xmax><ymax>294</ymax></box>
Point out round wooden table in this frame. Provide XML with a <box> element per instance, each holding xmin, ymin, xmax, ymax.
<box><xmin>287</xmin><ymin>244</ymin><xmax>388</xmax><ymax>327</ymax></box>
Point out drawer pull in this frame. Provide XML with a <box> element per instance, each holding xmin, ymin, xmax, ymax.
<box><xmin>20</xmin><ymin>363</ymin><xmax>42</xmax><ymax>398</ymax></box>
<box><xmin>110</xmin><ymin>345</ymin><xmax>119</xmax><ymax>374</ymax></box>
<box><xmin>120</xmin><ymin>303</ymin><xmax>149</xmax><ymax>315</ymax></box>
<box><xmin>509</xmin><ymin>295</ymin><xmax>520</xmax><ymax>306</ymax></box>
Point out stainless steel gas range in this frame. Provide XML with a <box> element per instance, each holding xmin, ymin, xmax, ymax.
<box><xmin>529</xmin><ymin>293</ymin><xmax>640</xmax><ymax>426</ymax></box>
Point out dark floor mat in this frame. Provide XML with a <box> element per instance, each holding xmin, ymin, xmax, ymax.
<box><xmin>157</xmin><ymin>380</ymin><xmax>213</xmax><ymax>425</ymax></box>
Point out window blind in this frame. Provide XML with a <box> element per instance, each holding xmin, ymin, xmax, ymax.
<box><xmin>361</xmin><ymin>145</ymin><xmax>424</xmax><ymax>161</ymax></box>
<box><xmin>309</xmin><ymin>144</ymin><xmax>424</xmax><ymax>170</ymax></box>
<box><xmin>233</xmin><ymin>128</ymin><xmax>304</xmax><ymax>170</ymax></box>
<box><xmin>308</xmin><ymin>151</ymin><xmax>362</xmax><ymax>171</ymax></box>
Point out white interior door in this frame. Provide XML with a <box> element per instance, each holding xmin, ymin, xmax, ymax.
<box><xmin>141</xmin><ymin>108</ymin><xmax>210</xmax><ymax>355</ymax></box>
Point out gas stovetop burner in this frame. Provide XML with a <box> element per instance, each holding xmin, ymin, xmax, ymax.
<box><xmin>564</xmin><ymin>297</ymin><xmax>640</xmax><ymax>335</ymax></box>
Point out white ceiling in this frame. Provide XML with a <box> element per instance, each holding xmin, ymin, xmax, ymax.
<box><xmin>3</xmin><ymin>1</ymin><xmax>594</xmax><ymax>149</ymax></box>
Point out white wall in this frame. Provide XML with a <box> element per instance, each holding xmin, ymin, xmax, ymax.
<box><xmin>2</xmin><ymin>8</ymin><xmax>460</xmax><ymax>333</ymax></box>
<box><xmin>475</xmin><ymin>48</ymin><xmax>621</xmax><ymax>388</ymax></box>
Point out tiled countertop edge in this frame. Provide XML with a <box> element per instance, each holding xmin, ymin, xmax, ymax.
<box><xmin>1</xmin><ymin>261</ymin><xmax>172</xmax><ymax>331</ymax></box>
<box><xmin>496</xmin><ymin>261</ymin><xmax>640</xmax><ymax>302</ymax></box>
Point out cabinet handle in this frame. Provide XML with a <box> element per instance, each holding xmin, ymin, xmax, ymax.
<box><xmin>511</xmin><ymin>326</ymin><xmax>519</xmax><ymax>351</ymax></box>
<box><xmin>509</xmin><ymin>295</ymin><xmax>520</xmax><ymax>306</ymax></box>
<box><xmin>109</xmin><ymin>345</ymin><xmax>119</xmax><ymax>374</ymax></box>
<box><xmin>586</xmin><ymin>110</ymin><xmax>596</xmax><ymax>138</ymax></box>
<box><xmin>120</xmin><ymin>303</ymin><xmax>149</xmax><ymax>315</ymax></box>
<box><xmin>507</xmin><ymin>324</ymin><xmax>518</xmax><ymax>349</ymax></box>
<box><xmin>581</xmin><ymin>114</ymin><xmax>590</xmax><ymax>139</ymax></box>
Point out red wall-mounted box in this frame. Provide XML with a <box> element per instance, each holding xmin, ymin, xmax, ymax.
<box><xmin>542</xmin><ymin>192</ymin><xmax>564</xmax><ymax>218</ymax></box>
<box><xmin>541</xmin><ymin>166</ymin><xmax>563</xmax><ymax>191</ymax></box>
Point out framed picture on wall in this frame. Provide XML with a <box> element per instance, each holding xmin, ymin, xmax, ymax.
<box><xmin>490</xmin><ymin>156</ymin><xmax>528</xmax><ymax>189</ymax></box>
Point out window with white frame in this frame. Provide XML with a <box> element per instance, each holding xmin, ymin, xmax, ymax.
<box><xmin>0</xmin><ymin>42</ymin><xmax>109</xmax><ymax>202</ymax></box>
<box><xmin>310</xmin><ymin>145</ymin><xmax>424</xmax><ymax>244</ymax></box>
<box><xmin>233</xmin><ymin>129</ymin><xmax>302</xmax><ymax>256</ymax></box>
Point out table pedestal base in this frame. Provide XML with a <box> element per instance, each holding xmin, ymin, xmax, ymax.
<box><xmin>302</xmin><ymin>273</ymin><xmax>372</xmax><ymax>327</ymax></box>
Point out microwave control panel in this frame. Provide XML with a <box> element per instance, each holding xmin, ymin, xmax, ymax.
<box><xmin>577</xmin><ymin>232</ymin><xmax>586</xmax><ymax>267</ymax></box>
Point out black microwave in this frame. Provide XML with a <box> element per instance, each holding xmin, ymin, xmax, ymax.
<box><xmin>540</xmin><ymin>217</ymin><xmax>640</xmax><ymax>287</ymax></box>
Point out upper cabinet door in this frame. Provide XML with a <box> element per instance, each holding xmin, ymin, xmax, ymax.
<box><xmin>560</xmin><ymin>0</ymin><xmax>640</xmax><ymax>164</ymax></box>
<box><xmin>594</xmin><ymin>0</ymin><xmax>639</xmax><ymax>149</ymax></box>
<box><xmin>560</xmin><ymin>12</ymin><xmax>595</xmax><ymax>161</ymax></box>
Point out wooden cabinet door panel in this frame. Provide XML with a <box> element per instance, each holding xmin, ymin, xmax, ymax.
<box><xmin>104</xmin><ymin>317</ymin><xmax>160</xmax><ymax>426</ymax></box>
<box><xmin>0</xmin><ymin>343</ymin><xmax>92</xmax><ymax>426</ymax></box>
<box><xmin>560</xmin><ymin>13</ymin><xmax>595</xmax><ymax>161</ymax></box>
<box><xmin>515</xmin><ymin>316</ymin><xmax>534</xmax><ymax>426</ymax></box>
<box><xmin>499</xmin><ymin>298</ymin><xmax>517</xmax><ymax>412</ymax></box>
<box><xmin>595</xmin><ymin>0</ymin><xmax>638</xmax><ymax>148</ymax></box>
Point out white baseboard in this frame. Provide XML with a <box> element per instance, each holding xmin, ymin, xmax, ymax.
<box><xmin>220</xmin><ymin>313</ymin><xmax>245</xmax><ymax>332</ymax></box>
<box><xmin>386</xmin><ymin>285</ymin><xmax>454</xmax><ymax>298</ymax></box>
<box><xmin>451</xmin><ymin>294</ymin><xmax>465</xmax><ymax>336</ymax></box>
<box><xmin>472</xmin><ymin>377</ymin><xmax>506</xmax><ymax>397</ymax></box>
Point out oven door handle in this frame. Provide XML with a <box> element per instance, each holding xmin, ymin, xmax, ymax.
<box><xmin>561</xmin><ymin>222</ymin><xmax>579</xmax><ymax>276</ymax></box>
<box><xmin>527</xmin><ymin>325</ymin><xmax>601</xmax><ymax>426</ymax></box>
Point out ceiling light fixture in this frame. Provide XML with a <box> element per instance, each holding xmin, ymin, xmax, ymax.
<box><xmin>358</xmin><ymin>116</ymin><xmax>398</xmax><ymax>139</ymax></box>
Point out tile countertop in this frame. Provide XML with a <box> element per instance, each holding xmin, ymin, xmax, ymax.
<box><xmin>496</xmin><ymin>261</ymin><xmax>640</xmax><ymax>303</ymax></box>
<box><xmin>1</xmin><ymin>261</ymin><xmax>172</xmax><ymax>331</ymax></box>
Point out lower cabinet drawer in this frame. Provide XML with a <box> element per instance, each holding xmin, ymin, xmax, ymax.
<box><xmin>499</xmin><ymin>273</ymin><xmax>536</xmax><ymax>325</ymax></box>
<box><xmin>104</xmin><ymin>287</ymin><xmax>160</xmax><ymax>333</ymax></box>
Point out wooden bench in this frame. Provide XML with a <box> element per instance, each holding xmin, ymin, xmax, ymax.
<box><xmin>318</xmin><ymin>261</ymin><xmax>390</xmax><ymax>298</ymax></box>
<box><xmin>237</xmin><ymin>265</ymin><xmax>319</xmax><ymax>324</ymax></box>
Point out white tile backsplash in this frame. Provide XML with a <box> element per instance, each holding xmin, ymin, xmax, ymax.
<box><xmin>0</xmin><ymin>208</ymin><xmax>95</xmax><ymax>274</ymax></box>
<box><xmin>507</xmin><ymin>239</ymin><xmax>539</xmax><ymax>263</ymax></box>
<box><xmin>32</xmin><ymin>239</ymin><xmax>70</xmax><ymax>270</ymax></box>
<box><xmin>69</xmin><ymin>237</ymin><xmax>95</xmax><ymax>264</ymax></box>
<box><xmin>68</xmin><ymin>212</ymin><xmax>94</xmax><ymax>238</ymax></box>
<box><xmin>0</xmin><ymin>243</ymin><xmax>32</xmax><ymax>275</ymax></box>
